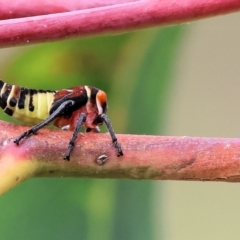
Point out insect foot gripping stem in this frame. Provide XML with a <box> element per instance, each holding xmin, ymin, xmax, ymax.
<box><xmin>100</xmin><ymin>113</ymin><xmax>123</xmax><ymax>157</ymax></box>
<box><xmin>13</xmin><ymin>129</ymin><xmax>35</xmax><ymax>145</ymax></box>
<box><xmin>113</xmin><ymin>140</ymin><xmax>123</xmax><ymax>157</ymax></box>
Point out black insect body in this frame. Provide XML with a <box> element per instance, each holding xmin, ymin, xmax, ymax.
<box><xmin>0</xmin><ymin>80</ymin><xmax>123</xmax><ymax>160</ymax></box>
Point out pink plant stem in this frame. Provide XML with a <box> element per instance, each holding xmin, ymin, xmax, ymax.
<box><xmin>0</xmin><ymin>0</ymin><xmax>137</xmax><ymax>20</ymax></box>
<box><xmin>1</xmin><ymin>120</ymin><xmax>240</xmax><ymax>182</ymax></box>
<box><xmin>0</xmin><ymin>0</ymin><xmax>239</xmax><ymax>48</ymax></box>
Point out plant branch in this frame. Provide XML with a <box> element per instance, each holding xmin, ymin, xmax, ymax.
<box><xmin>0</xmin><ymin>0</ymin><xmax>137</xmax><ymax>20</ymax></box>
<box><xmin>0</xmin><ymin>0</ymin><xmax>239</xmax><ymax>48</ymax></box>
<box><xmin>1</xmin><ymin>119</ymin><xmax>240</xmax><ymax>187</ymax></box>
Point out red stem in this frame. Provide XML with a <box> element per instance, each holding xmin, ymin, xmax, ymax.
<box><xmin>0</xmin><ymin>0</ymin><xmax>136</xmax><ymax>20</ymax></box>
<box><xmin>0</xmin><ymin>0</ymin><xmax>239</xmax><ymax>48</ymax></box>
<box><xmin>1</xmin><ymin>120</ymin><xmax>240</xmax><ymax>182</ymax></box>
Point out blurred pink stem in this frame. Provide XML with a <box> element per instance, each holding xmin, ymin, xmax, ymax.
<box><xmin>0</xmin><ymin>0</ymin><xmax>137</xmax><ymax>19</ymax></box>
<box><xmin>0</xmin><ymin>0</ymin><xmax>239</xmax><ymax>47</ymax></box>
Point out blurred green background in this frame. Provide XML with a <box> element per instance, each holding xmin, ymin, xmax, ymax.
<box><xmin>0</xmin><ymin>26</ymin><xmax>183</xmax><ymax>240</ymax></box>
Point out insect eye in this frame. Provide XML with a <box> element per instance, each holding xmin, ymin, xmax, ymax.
<box><xmin>97</xmin><ymin>91</ymin><xmax>107</xmax><ymax>103</ymax></box>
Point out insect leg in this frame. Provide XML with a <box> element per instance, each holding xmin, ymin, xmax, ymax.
<box><xmin>99</xmin><ymin>113</ymin><xmax>123</xmax><ymax>157</ymax></box>
<box><xmin>64</xmin><ymin>113</ymin><xmax>86</xmax><ymax>161</ymax></box>
<box><xmin>14</xmin><ymin>100</ymin><xmax>74</xmax><ymax>145</ymax></box>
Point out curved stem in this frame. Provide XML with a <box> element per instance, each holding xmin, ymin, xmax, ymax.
<box><xmin>0</xmin><ymin>0</ymin><xmax>137</xmax><ymax>20</ymax></box>
<box><xmin>0</xmin><ymin>0</ymin><xmax>239</xmax><ymax>48</ymax></box>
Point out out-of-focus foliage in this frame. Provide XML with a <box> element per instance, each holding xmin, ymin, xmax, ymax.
<box><xmin>0</xmin><ymin>26</ymin><xmax>183</xmax><ymax>240</ymax></box>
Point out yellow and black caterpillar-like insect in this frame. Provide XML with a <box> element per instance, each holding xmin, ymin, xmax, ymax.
<box><xmin>0</xmin><ymin>80</ymin><xmax>123</xmax><ymax>160</ymax></box>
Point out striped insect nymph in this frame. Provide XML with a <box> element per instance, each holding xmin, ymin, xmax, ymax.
<box><xmin>0</xmin><ymin>80</ymin><xmax>123</xmax><ymax>160</ymax></box>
